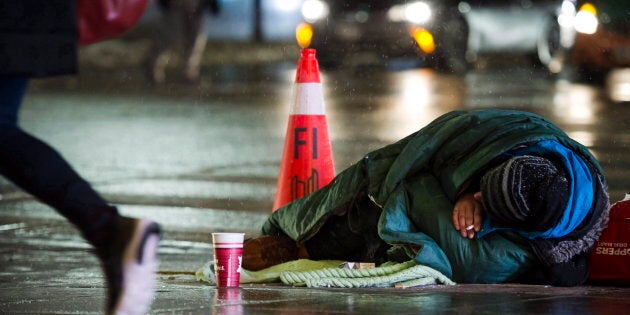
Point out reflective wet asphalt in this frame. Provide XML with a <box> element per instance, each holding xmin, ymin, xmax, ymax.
<box><xmin>0</xmin><ymin>43</ymin><xmax>629</xmax><ymax>314</ymax></box>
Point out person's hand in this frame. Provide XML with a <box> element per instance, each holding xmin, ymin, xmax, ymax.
<box><xmin>452</xmin><ymin>192</ymin><xmax>484</xmax><ymax>239</ymax></box>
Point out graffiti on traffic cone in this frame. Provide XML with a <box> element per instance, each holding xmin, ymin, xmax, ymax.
<box><xmin>272</xmin><ymin>48</ymin><xmax>335</xmax><ymax>211</ymax></box>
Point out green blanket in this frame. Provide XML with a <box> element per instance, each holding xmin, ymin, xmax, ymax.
<box><xmin>262</xmin><ymin>110</ymin><xmax>603</xmax><ymax>283</ymax></box>
<box><xmin>196</xmin><ymin>259</ymin><xmax>455</xmax><ymax>288</ymax></box>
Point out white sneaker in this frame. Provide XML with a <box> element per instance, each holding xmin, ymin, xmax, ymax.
<box><xmin>102</xmin><ymin>218</ymin><xmax>161</xmax><ymax>315</ymax></box>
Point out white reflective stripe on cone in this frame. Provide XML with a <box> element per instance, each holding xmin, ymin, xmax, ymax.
<box><xmin>291</xmin><ymin>82</ymin><xmax>326</xmax><ymax>115</ymax></box>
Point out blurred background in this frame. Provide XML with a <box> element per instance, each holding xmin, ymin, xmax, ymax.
<box><xmin>74</xmin><ymin>0</ymin><xmax>630</xmax><ymax>101</ymax></box>
<box><xmin>1</xmin><ymin>1</ymin><xmax>629</xmax><ymax>312</ymax></box>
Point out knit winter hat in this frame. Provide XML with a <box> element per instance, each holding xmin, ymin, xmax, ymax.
<box><xmin>480</xmin><ymin>155</ymin><xmax>570</xmax><ymax>232</ymax></box>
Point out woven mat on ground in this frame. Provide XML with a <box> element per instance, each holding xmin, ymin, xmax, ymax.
<box><xmin>196</xmin><ymin>259</ymin><xmax>455</xmax><ymax>288</ymax></box>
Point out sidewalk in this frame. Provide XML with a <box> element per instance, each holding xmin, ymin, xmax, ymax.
<box><xmin>78</xmin><ymin>38</ymin><xmax>299</xmax><ymax>71</ymax></box>
<box><xmin>2</xmin><ymin>199</ymin><xmax>628</xmax><ymax>314</ymax></box>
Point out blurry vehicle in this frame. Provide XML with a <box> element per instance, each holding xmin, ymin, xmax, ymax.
<box><xmin>461</xmin><ymin>0</ymin><xmax>577</xmax><ymax>73</ymax></box>
<box><xmin>295</xmin><ymin>0</ymin><xmax>575</xmax><ymax>73</ymax></box>
<box><xmin>295</xmin><ymin>0</ymin><xmax>469</xmax><ymax>72</ymax></box>
<box><xmin>569</xmin><ymin>0</ymin><xmax>630</xmax><ymax>82</ymax></box>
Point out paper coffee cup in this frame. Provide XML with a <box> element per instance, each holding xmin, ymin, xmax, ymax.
<box><xmin>212</xmin><ymin>233</ymin><xmax>245</xmax><ymax>287</ymax></box>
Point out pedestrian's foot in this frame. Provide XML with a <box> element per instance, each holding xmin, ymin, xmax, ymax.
<box><xmin>242</xmin><ymin>234</ymin><xmax>301</xmax><ymax>271</ymax></box>
<box><xmin>183</xmin><ymin>68</ymin><xmax>200</xmax><ymax>84</ymax></box>
<box><xmin>148</xmin><ymin>66</ymin><xmax>166</xmax><ymax>85</ymax></box>
<box><xmin>100</xmin><ymin>217</ymin><xmax>161</xmax><ymax>315</ymax></box>
<box><xmin>144</xmin><ymin>56</ymin><xmax>167</xmax><ymax>85</ymax></box>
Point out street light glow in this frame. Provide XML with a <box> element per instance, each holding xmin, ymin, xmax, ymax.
<box><xmin>302</xmin><ymin>0</ymin><xmax>329</xmax><ymax>22</ymax></box>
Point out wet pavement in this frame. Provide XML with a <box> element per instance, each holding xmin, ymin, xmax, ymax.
<box><xmin>1</xmin><ymin>41</ymin><xmax>629</xmax><ymax>314</ymax></box>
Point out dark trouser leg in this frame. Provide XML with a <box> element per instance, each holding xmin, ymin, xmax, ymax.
<box><xmin>304</xmin><ymin>194</ymin><xmax>390</xmax><ymax>264</ymax></box>
<box><xmin>0</xmin><ymin>78</ymin><xmax>118</xmax><ymax>250</ymax></box>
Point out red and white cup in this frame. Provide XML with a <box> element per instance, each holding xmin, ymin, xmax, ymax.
<box><xmin>212</xmin><ymin>233</ymin><xmax>245</xmax><ymax>287</ymax></box>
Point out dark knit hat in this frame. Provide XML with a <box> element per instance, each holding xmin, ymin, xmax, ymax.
<box><xmin>480</xmin><ymin>155</ymin><xmax>569</xmax><ymax>231</ymax></box>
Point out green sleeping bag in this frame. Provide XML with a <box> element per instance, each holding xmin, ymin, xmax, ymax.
<box><xmin>262</xmin><ymin>109</ymin><xmax>602</xmax><ymax>283</ymax></box>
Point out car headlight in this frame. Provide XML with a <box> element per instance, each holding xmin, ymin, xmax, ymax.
<box><xmin>302</xmin><ymin>0</ymin><xmax>329</xmax><ymax>23</ymax></box>
<box><xmin>405</xmin><ymin>2</ymin><xmax>432</xmax><ymax>24</ymax></box>
<box><xmin>557</xmin><ymin>0</ymin><xmax>576</xmax><ymax>28</ymax></box>
<box><xmin>574</xmin><ymin>3</ymin><xmax>598</xmax><ymax>34</ymax></box>
<box><xmin>388</xmin><ymin>1</ymin><xmax>432</xmax><ymax>24</ymax></box>
<box><xmin>557</xmin><ymin>0</ymin><xmax>577</xmax><ymax>48</ymax></box>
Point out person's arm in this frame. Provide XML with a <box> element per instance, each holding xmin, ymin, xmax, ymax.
<box><xmin>451</xmin><ymin>192</ymin><xmax>484</xmax><ymax>239</ymax></box>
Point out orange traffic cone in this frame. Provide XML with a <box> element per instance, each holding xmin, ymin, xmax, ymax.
<box><xmin>272</xmin><ymin>48</ymin><xmax>335</xmax><ymax>211</ymax></box>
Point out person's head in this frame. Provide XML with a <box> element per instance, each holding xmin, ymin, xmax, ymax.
<box><xmin>479</xmin><ymin>155</ymin><xmax>569</xmax><ymax>231</ymax></box>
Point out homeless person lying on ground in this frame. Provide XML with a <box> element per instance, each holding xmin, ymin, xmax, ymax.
<box><xmin>243</xmin><ymin>109</ymin><xmax>610</xmax><ymax>287</ymax></box>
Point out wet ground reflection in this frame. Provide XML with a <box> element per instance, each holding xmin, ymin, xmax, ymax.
<box><xmin>200</xmin><ymin>285</ymin><xmax>630</xmax><ymax>315</ymax></box>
